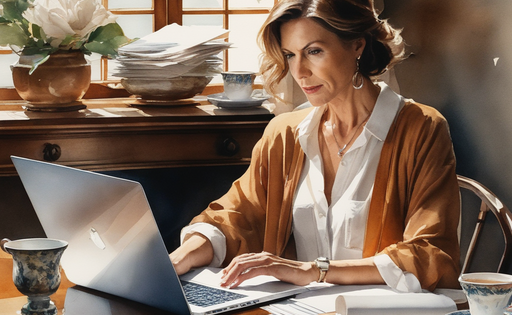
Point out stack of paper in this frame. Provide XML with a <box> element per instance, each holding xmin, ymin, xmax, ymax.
<box><xmin>113</xmin><ymin>23</ymin><xmax>231</xmax><ymax>79</ymax></box>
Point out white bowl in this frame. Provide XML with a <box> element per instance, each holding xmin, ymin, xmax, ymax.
<box><xmin>121</xmin><ymin>76</ymin><xmax>212</xmax><ymax>100</ymax></box>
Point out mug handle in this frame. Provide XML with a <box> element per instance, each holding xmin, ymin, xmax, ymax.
<box><xmin>0</xmin><ymin>238</ymin><xmax>11</xmax><ymax>253</ymax></box>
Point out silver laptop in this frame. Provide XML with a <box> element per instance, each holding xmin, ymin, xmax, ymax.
<box><xmin>11</xmin><ymin>156</ymin><xmax>307</xmax><ymax>315</ymax></box>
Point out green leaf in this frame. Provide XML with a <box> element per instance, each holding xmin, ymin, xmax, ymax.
<box><xmin>0</xmin><ymin>23</ymin><xmax>28</xmax><ymax>46</ymax></box>
<box><xmin>29</xmin><ymin>52</ymin><xmax>50</xmax><ymax>74</ymax></box>
<box><xmin>15</xmin><ymin>0</ymin><xmax>30</xmax><ymax>13</ymax></box>
<box><xmin>59</xmin><ymin>34</ymin><xmax>76</xmax><ymax>47</ymax></box>
<box><xmin>85</xmin><ymin>23</ymin><xmax>132</xmax><ymax>57</ymax></box>
<box><xmin>21</xmin><ymin>45</ymin><xmax>54</xmax><ymax>55</ymax></box>
<box><xmin>2</xmin><ymin>0</ymin><xmax>28</xmax><ymax>22</ymax></box>
<box><xmin>2</xmin><ymin>2</ymin><xmax>22</xmax><ymax>22</ymax></box>
<box><xmin>30</xmin><ymin>23</ymin><xmax>43</xmax><ymax>41</ymax></box>
<box><xmin>83</xmin><ymin>39</ymin><xmax>116</xmax><ymax>57</ymax></box>
<box><xmin>88</xmin><ymin>23</ymin><xmax>126</xmax><ymax>43</ymax></box>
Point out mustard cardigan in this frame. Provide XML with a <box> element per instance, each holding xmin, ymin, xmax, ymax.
<box><xmin>190</xmin><ymin>101</ymin><xmax>461</xmax><ymax>291</ymax></box>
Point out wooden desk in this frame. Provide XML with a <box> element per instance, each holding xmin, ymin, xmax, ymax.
<box><xmin>0</xmin><ymin>97</ymin><xmax>274</xmax><ymax>175</ymax></box>
<box><xmin>0</xmin><ymin>288</ymin><xmax>273</xmax><ymax>315</ymax></box>
<box><xmin>1</xmin><ymin>247</ymin><xmax>270</xmax><ymax>315</ymax></box>
<box><xmin>0</xmin><ymin>97</ymin><xmax>274</xmax><ymax>244</ymax></box>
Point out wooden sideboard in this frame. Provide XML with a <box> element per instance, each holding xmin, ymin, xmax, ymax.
<box><xmin>0</xmin><ymin>98</ymin><xmax>274</xmax><ymax>249</ymax></box>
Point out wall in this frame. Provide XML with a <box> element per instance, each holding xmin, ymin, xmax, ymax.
<box><xmin>382</xmin><ymin>0</ymin><xmax>512</xmax><ymax>199</ymax></box>
<box><xmin>382</xmin><ymin>0</ymin><xmax>512</xmax><ymax>272</ymax></box>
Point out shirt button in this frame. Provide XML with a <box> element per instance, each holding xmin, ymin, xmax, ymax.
<box><xmin>318</xmin><ymin>212</ymin><xmax>325</xmax><ymax>218</ymax></box>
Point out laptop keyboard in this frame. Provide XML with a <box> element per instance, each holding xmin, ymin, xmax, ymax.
<box><xmin>181</xmin><ymin>280</ymin><xmax>248</xmax><ymax>307</ymax></box>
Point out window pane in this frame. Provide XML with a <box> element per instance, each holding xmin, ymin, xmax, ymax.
<box><xmin>108</xmin><ymin>59</ymin><xmax>122</xmax><ymax>80</ymax></box>
<box><xmin>86</xmin><ymin>54</ymin><xmax>102</xmax><ymax>81</ymax></box>
<box><xmin>228</xmin><ymin>14</ymin><xmax>267</xmax><ymax>75</ymax></box>
<box><xmin>183</xmin><ymin>14</ymin><xmax>223</xmax><ymax>27</ymax></box>
<box><xmin>183</xmin><ymin>0</ymin><xmax>222</xmax><ymax>9</ymax></box>
<box><xmin>108</xmin><ymin>0</ymin><xmax>152</xmax><ymax>9</ymax></box>
<box><xmin>0</xmin><ymin>52</ymin><xmax>19</xmax><ymax>87</ymax></box>
<box><xmin>115</xmin><ymin>15</ymin><xmax>153</xmax><ymax>40</ymax></box>
<box><xmin>229</xmin><ymin>0</ymin><xmax>274</xmax><ymax>9</ymax></box>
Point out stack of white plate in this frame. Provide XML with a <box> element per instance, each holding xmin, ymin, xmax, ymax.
<box><xmin>114</xmin><ymin>23</ymin><xmax>231</xmax><ymax>100</ymax></box>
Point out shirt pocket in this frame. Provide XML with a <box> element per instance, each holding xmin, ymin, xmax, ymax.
<box><xmin>342</xmin><ymin>200</ymin><xmax>370</xmax><ymax>250</ymax></box>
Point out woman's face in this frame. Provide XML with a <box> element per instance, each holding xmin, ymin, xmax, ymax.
<box><xmin>280</xmin><ymin>18</ymin><xmax>364</xmax><ymax>106</ymax></box>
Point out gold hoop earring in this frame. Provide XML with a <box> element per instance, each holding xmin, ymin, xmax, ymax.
<box><xmin>352</xmin><ymin>57</ymin><xmax>364</xmax><ymax>90</ymax></box>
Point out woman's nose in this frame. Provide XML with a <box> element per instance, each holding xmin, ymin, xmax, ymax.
<box><xmin>291</xmin><ymin>57</ymin><xmax>311</xmax><ymax>79</ymax></box>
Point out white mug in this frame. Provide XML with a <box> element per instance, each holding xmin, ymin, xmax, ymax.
<box><xmin>221</xmin><ymin>71</ymin><xmax>256</xmax><ymax>101</ymax></box>
<box><xmin>459</xmin><ymin>272</ymin><xmax>512</xmax><ymax>315</ymax></box>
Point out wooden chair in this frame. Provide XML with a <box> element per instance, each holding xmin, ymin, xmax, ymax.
<box><xmin>458</xmin><ymin>175</ymin><xmax>512</xmax><ymax>274</ymax></box>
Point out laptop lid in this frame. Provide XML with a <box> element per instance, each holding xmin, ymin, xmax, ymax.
<box><xmin>11</xmin><ymin>156</ymin><xmax>306</xmax><ymax>315</ymax></box>
<box><xmin>11</xmin><ymin>156</ymin><xmax>191</xmax><ymax>314</ymax></box>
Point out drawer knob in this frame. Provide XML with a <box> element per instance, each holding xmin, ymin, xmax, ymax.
<box><xmin>43</xmin><ymin>143</ymin><xmax>61</xmax><ymax>161</ymax></box>
<box><xmin>217</xmin><ymin>137</ymin><xmax>240</xmax><ymax>157</ymax></box>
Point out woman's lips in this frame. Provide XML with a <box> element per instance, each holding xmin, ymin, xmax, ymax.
<box><xmin>302</xmin><ymin>85</ymin><xmax>322</xmax><ymax>94</ymax></box>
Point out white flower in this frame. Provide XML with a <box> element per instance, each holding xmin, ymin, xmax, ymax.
<box><xmin>23</xmin><ymin>0</ymin><xmax>117</xmax><ymax>48</ymax></box>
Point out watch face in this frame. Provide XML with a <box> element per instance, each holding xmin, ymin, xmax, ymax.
<box><xmin>316</xmin><ymin>257</ymin><xmax>329</xmax><ymax>270</ymax></box>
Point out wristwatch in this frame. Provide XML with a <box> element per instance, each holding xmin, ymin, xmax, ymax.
<box><xmin>314</xmin><ymin>257</ymin><xmax>330</xmax><ymax>283</ymax></box>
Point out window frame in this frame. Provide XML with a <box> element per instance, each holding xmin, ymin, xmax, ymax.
<box><xmin>0</xmin><ymin>0</ymin><xmax>273</xmax><ymax>100</ymax></box>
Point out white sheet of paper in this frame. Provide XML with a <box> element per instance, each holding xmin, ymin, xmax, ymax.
<box><xmin>119</xmin><ymin>24</ymin><xmax>229</xmax><ymax>56</ymax></box>
<box><xmin>335</xmin><ymin>290</ymin><xmax>457</xmax><ymax>315</ymax></box>
<box><xmin>263</xmin><ymin>285</ymin><xmax>457</xmax><ymax>315</ymax></box>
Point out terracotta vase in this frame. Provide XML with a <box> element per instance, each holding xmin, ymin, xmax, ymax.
<box><xmin>11</xmin><ymin>50</ymin><xmax>91</xmax><ymax>111</ymax></box>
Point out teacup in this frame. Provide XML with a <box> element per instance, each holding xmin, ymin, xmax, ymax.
<box><xmin>221</xmin><ymin>71</ymin><xmax>256</xmax><ymax>101</ymax></box>
<box><xmin>1</xmin><ymin>238</ymin><xmax>68</xmax><ymax>315</ymax></box>
<box><xmin>459</xmin><ymin>272</ymin><xmax>512</xmax><ymax>315</ymax></box>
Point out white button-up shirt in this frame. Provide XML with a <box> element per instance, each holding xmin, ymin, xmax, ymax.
<box><xmin>292</xmin><ymin>82</ymin><xmax>420</xmax><ymax>292</ymax></box>
<box><xmin>182</xmin><ymin>82</ymin><xmax>422</xmax><ymax>292</ymax></box>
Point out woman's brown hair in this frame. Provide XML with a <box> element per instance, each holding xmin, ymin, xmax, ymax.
<box><xmin>257</xmin><ymin>0</ymin><xmax>405</xmax><ymax>97</ymax></box>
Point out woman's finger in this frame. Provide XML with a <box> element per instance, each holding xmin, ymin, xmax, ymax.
<box><xmin>223</xmin><ymin>265</ymin><xmax>270</xmax><ymax>288</ymax></box>
<box><xmin>221</xmin><ymin>252</ymin><xmax>275</xmax><ymax>287</ymax></box>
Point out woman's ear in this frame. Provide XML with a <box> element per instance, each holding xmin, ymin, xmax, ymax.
<box><xmin>354</xmin><ymin>38</ymin><xmax>366</xmax><ymax>55</ymax></box>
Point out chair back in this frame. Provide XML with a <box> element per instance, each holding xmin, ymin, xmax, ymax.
<box><xmin>458</xmin><ymin>175</ymin><xmax>512</xmax><ymax>274</ymax></box>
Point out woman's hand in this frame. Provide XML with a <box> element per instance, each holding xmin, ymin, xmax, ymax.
<box><xmin>169</xmin><ymin>233</ymin><xmax>214</xmax><ymax>275</ymax></box>
<box><xmin>220</xmin><ymin>251</ymin><xmax>317</xmax><ymax>288</ymax></box>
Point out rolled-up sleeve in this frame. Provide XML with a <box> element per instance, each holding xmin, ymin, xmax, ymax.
<box><xmin>181</xmin><ymin>223</ymin><xmax>226</xmax><ymax>267</ymax></box>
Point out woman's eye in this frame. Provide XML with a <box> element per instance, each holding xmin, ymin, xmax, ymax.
<box><xmin>307</xmin><ymin>49</ymin><xmax>321</xmax><ymax>55</ymax></box>
<box><xmin>284</xmin><ymin>53</ymin><xmax>294</xmax><ymax>60</ymax></box>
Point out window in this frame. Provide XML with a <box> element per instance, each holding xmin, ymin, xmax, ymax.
<box><xmin>0</xmin><ymin>0</ymin><xmax>275</xmax><ymax>99</ymax></box>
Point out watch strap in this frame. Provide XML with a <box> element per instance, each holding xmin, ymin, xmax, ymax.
<box><xmin>314</xmin><ymin>257</ymin><xmax>330</xmax><ymax>283</ymax></box>
<box><xmin>318</xmin><ymin>268</ymin><xmax>327</xmax><ymax>283</ymax></box>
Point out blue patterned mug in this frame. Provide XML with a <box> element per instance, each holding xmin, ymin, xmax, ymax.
<box><xmin>459</xmin><ymin>272</ymin><xmax>512</xmax><ymax>315</ymax></box>
<box><xmin>221</xmin><ymin>71</ymin><xmax>256</xmax><ymax>101</ymax></box>
<box><xmin>1</xmin><ymin>238</ymin><xmax>68</xmax><ymax>315</ymax></box>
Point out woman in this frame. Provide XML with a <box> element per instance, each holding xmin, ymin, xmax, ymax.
<box><xmin>170</xmin><ymin>0</ymin><xmax>460</xmax><ymax>292</ymax></box>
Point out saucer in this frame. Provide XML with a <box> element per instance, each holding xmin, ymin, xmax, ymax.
<box><xmin>207</xmin><ymin>93</ymin><xmax>269</xmax><ymax>109</ymax></box>
<box><xmin>446</xmin><ymin>310</ymin><xmax>470</xmax><ymax>315</ymax></box>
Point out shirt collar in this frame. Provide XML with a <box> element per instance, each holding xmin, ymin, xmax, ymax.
<box><xmin>297</xmin><ymin>81</ymin><xmax>403</xmax><ymax>146</ymax></box>
<box><xmin>365</xmin><ymin>81</ymin><xmax>404</xmax><ymax>141</ymax></box>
